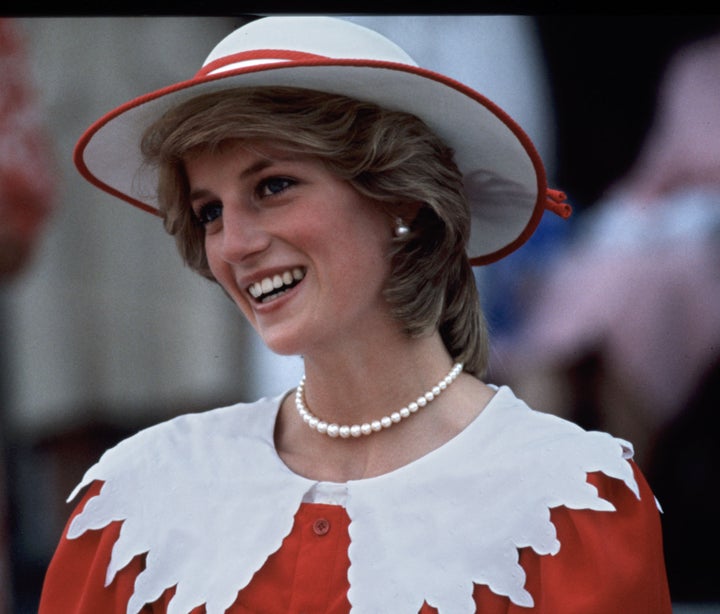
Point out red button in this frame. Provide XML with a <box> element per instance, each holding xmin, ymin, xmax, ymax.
<box><xmin>313</xmin><ymin>518</ymin><xmax>330</xmax><ymax>536</ymax></box>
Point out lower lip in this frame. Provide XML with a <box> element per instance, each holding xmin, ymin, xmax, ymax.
<box><xmin>251</xmin><ymin>278</ymin><xmax>303</xmax><ymax>314</ymax></box>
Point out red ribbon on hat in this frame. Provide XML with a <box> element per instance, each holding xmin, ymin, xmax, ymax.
<box><xmin>545</xmin><ymin>188</ymin><xmax>572</xmax><ymax>218</ymax></box>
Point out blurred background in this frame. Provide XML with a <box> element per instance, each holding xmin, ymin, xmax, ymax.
<box><xmin>1</xmin><ymin>14</ymin><xmax>718</xmax><ymax>613</ymax></box>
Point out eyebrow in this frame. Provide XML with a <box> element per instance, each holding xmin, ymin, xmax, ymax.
<box><xmin>188</xmin><ymin>157</ymin><xmax>278</xmax><ymax>202</ymax></box>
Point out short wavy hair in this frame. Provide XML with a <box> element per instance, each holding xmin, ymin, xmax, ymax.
<box><xmin>140</xmin><ymin>87</ymin><xmax>488</xmax><ymax>375</ymax></box>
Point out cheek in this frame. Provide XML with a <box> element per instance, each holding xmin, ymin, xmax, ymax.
<box><xmin>203</xmin><ymin>234</ymin><xmax>228</xmax><ymax>280</ymax></box>
<box><xmin>328</xmin><ymin>230</ymin><xmax>393</xmax><ymax>298</ymax></box>
<box><xmin>205</xmin><ymin>245</ymin><xmax>221</xmax><ymax>278</ymax></box>
<box><xmin>204</xmin><ymin>248</ymin><xmax>223</xmax><ymax>286</ymax></box>
<box><xmin>204</xmin><ymin>247</ymin><xmax>247</xmax><ymax>307</ymax></box>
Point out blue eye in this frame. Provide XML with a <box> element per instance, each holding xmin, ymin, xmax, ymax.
<box><xmin>195</xmin><ymin>201</ymin><xmax>223</xmax><ymax>225</ymax></box>
<box><xmin>259</xmin><ymin>177</ymin><xmax>295</xmax><ymax>197</ymax></box>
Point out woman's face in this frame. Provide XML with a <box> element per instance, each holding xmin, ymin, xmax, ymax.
<box><xmin>184</xmin><ymin>139</ymin><xmax>396</xmax><ymax>357</ymax></box>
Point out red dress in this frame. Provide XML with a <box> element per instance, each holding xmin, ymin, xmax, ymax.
<box><xmin>39</xmin><ymin>387</ymin><xmax>672</xmax><ymax>613</ymax></box>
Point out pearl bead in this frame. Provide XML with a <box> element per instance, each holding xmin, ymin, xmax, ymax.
<box><xmin>295</xmin><ymin>362</ymin><xmax>463</xmax><ymax>440</ymax></box>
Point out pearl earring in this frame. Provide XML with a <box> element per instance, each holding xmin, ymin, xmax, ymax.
<box><xmin>394</xmin><ymin>218</ymin><xmax>410</xmax><ymax>237</ymax></box>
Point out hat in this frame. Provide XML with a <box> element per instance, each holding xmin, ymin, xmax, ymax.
<box><xmin>74</xmin><ymin>15</ymin><xmax>570</xmax><ymax>265</ymax></box>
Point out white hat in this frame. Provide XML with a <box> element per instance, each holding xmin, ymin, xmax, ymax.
<box><xmin>74</xmin><ymin>15</ymin><xmax>570</xmax><ymax>265</ymax></box>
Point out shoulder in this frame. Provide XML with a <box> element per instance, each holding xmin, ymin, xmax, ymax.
<box><xmin>485</xmin><ymin>386</ymin><xmax>641</xmax><ymax>505</ymax></box>
<box><xmin>68</xmin><ymin>393</ymin><xmax>286</xmax><ymax>502</ymax></box>
<box><xmin>48</xmin><ymin>391</ymin><xmax>314</xmax><ymax>613</ymax></box>
<box><xmin>475</xmin><ymin>385</ymin><xmax>635</xmax><ymax>467</ymax></box>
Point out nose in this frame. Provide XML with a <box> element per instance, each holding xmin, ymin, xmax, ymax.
<box><xmin>217</xmin><ymin>204</ymin><xmax>271</xmax><ymax>264</ymax></box>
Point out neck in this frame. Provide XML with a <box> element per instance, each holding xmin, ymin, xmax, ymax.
<box><xmin>274</xmin><ymin>330</ymin><xmax>494</xmax><ymax>482</ymax></box>
<box><xmin>299</xmin><ymin>331</ymin><xmax>455</xmax><ymax>427</ymax></box>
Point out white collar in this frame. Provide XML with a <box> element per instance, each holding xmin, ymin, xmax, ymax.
<box><xmin>67</xmin><ymin>386</ymin><xmax>637</xmax><ymax>614</ymax></box>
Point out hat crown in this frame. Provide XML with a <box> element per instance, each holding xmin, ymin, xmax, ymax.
<box><xmin>202</xmin><ymin>16</ymin><xmax>418</xmax><ymax>74</ymax></box>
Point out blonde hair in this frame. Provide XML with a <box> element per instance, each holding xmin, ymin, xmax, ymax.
<box><xmin>141</xmin><ymin>87</ymin><xmax>488</xmax><ymax>375</ymax></box>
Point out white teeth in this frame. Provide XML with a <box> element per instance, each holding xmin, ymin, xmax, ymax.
<box><xmin>248</xmin><ymin>268</ymin><xmax>305</xmax><ymax>301</ymax></box>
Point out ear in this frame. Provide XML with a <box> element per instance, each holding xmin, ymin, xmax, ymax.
<box><xmin>381</xmin><ymin>201</ymin><xmax>423</xmax><ymax>224</ymax></box>
<box><xmin>396</xmin><ymin>201</ymin><xmax>423</xmax><ymax>223</ymax></box>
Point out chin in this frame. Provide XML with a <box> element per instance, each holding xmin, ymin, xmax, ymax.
<box><xmin>255</xmin><ymin>329</ymin><xmax>307</xmax><ymax>358</ymax></box>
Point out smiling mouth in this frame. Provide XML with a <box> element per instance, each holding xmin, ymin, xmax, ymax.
<box><xmin>248</xmin><ymin>268</ymin><xmax>306</xmax><ymax>303</ymax></box>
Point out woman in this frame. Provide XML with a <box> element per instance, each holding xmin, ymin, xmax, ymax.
<box><xmin>40</xmin><ymin>16</ymin><xmax>671</xmax><ymax>613</ymax></box>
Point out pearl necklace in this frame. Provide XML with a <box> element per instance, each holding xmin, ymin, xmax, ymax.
<box><xmin>295</xmin><ymin>362</ymin><xmax>464</xmax><ymax>439</ymax></box>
